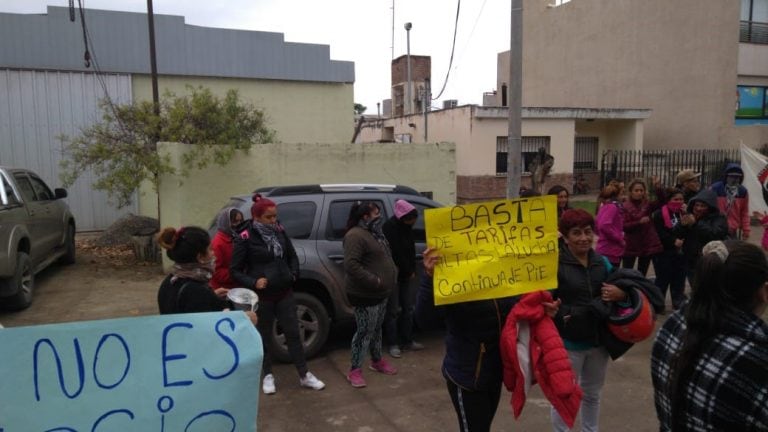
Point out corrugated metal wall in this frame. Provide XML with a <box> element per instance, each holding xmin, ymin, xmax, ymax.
<box><xmin>0</xmin><ymin>69</ymin><xmax>136</xmax><ymax>231</ymax></box>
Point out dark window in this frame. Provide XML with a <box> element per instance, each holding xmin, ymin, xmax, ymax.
<box><xmin>29</xmin><ymin>175</ymin><xmax>54</xmax><ymax>201</ymax></box>
<box><xmin>1</xmin><ymin>176</ymin><xmax>19</xmax><ymax>207</ymax></box>
<box><xmin>13</xmin><ymin>174</ymin><xmax>36</xmax><ymax>202</ymax></box>
<box><xmin>496</xmin><ymin>136</ymin><xmax>551</xmax><ymax>175</ymax></box>
<box><xmin>574</xmin><ymin>136</ymin><xmax>599</xmax><ymax>171</ymax></box>
<box><xmin>741</xmin><ymin>0</ymin><xmax>768</xmax><ymax>43</ymax></box>
<box><xmin>277</xmin><ymin>202</ymin><xmax>316</xmax><ymax>240</ymax></box>
<box><xmin>326</xmin><ymin>200</ymin><xmax>386</xmax><ymax>241</ymax></box>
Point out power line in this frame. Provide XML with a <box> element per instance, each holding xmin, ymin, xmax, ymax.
<box><xmin>454</xmin><ymin>0</ymin><xmax>488</xmax><ymax>68</ymax></box>
<box><xmin>432</xmin><ymin>0</ymin><xmax>460</xmax><ymax>100</ymax></box>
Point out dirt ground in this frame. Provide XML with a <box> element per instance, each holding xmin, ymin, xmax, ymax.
<box><xmin>1</xmin><ymin>228</ymin><xmax>765</xmax><ymax>431</ymax></box>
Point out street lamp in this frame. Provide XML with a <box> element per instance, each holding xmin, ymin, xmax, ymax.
<box><xmin>405</xmin><ymin>22</ymin><xmax>412</xmax><ymax>116</ymax></box>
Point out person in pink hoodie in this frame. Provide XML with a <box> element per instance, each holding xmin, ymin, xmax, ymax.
<box><xmin>595</xmin><ymin>184</ymin><xmax>625</xmax><ymax>267</ymax></box>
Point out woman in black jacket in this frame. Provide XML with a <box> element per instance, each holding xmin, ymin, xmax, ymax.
<box><xmin>231</xmin><ymin>194</ymin><xmax>325</xmax><ymax>395</ymax></box>
<box><xmin>551</xmin><ymin>208</ymin><xmax>626</xmax><ymax>432</ymax></box>
<box><xmin>156</xmin><ymin>225</ymin><xmax>258</xmax><ymax>319</ymax></box>
<box><xmin>417</xmin><ymin>250</ymin><xmax>524</xmax><ymax>432</ymax></box>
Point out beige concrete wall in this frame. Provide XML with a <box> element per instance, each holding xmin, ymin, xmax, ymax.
<box><xmin>358</xmin><ymin>109</ymin><xmax>576</xmax><ymax>176</ymax></box>
<box><xmin>133</xmin><ymin>75</ymin><xmax>355</xmax><ymax>217</ymax></box>
<box><xmin>132</xmin><ymin>75</ymin><xmax>354</xmax><ymax>144</ymax></box>
<box><xmin>154</xmin><ymin>142</ymin><xmax>456</xmax><ymax>230</ymax></box>
<box><xmin>498</xmin><ymin>0</ymin><xmax>740</xmax><ymax>150</ymax></box>
<box><xmin>739</xmin><ymin>43</ymin><xmax>768</xmax><ymax>79</ymax></box>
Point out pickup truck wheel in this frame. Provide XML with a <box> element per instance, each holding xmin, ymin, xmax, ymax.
<box><xmin>59</xmin><ymin>224</ymin><xmax>76</xmax><ymax>265</ymax></box>
<box><xmin>268</xmin><ymin>292</ymin><xmax>330</xmax><ymax>363</ymax></box>
<box><xmin>4</xmin><ymin>252</ymin><xmax>34</xmax><ymax>310</ymax></box>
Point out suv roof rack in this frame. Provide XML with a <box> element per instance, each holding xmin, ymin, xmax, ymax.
<box><xmin>255</xmin><ymin>184</ymin><xmax>421</xmax><ymax>197</ymax></box>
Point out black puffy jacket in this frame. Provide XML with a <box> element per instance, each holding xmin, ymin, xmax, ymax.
<box><xmin>416</xmin><ymin>274</ymin><xmax>518</xmax><ymax>391</ymax></box>
<box><xmin>230</xmin><ymin>222</ymin><xmax>299</xmax><ymax>302</ymax></box>
<box><xmin>553</xmin><ymin>247</ymin><xmax>611</xmax><ymax>348</ymax></box>
<box><xmin>683</xmin><ymin>190</ymin><xmax>728</xmax><ymax>269</ymax></box>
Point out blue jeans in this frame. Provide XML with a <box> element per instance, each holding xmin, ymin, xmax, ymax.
<box><xmin>551</xmin><ymin>347</ymin><xmax>609</xmax><ymax>432</ymax></box>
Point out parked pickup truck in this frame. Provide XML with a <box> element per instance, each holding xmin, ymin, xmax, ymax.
<box><xmin>0</xmin><ymin>167</ymin><xmax>76</xmax><ymax>310</ymax></box>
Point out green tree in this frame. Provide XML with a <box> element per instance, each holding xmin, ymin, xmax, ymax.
<box><xmin>354</xmin><ymin>103</ymin><xmax>367</xmax><ymax>115</ymax></box>
<box><xmin>59</xmin><ymin>86</ymin><xmax>275</xmax><ymax>214</ymax></box>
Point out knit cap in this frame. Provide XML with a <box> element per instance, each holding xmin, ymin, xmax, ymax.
<box><xmin>394</xmin><ymin>199</ymin><xmax>417</xmax><ymax>220</ymax></box>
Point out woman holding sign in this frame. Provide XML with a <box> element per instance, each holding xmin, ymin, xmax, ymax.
<box><xmin>551</xmin><ymin>209</ymin><xmax>625</xmax><ymax>432</ymax></box>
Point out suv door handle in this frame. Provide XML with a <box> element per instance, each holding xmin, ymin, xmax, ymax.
<box><xmin>328</xmin><ymin>255</ymin><xmax>344</xmax><ymax>263</ymax></box>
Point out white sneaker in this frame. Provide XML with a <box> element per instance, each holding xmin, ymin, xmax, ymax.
<box><xmin>262</xmin><ymin>374</ymin><xmax>276</xmax><ymax>395</ymax></box>
<box><xmin>299</xmin><ymin>371</ymin><xmax>326</xmax><ymax>390</ymax></box>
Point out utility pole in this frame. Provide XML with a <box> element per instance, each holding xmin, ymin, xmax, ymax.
<box><xmin>391</xmin><ymin>0</ymin><xmax>395</xmax><ymax>60</ymax></box>
<box><xmin>405</xmin><ymin>22</ymin><xmax>413</xmax><ymax>116</ymax></box>
<box><xmin>506</xmin><ymin>0</ymin><xmax>522</xmax><ymax>199</ymax></box>
<box><xmin>146</xmin><ymin>0</ymin><xmax>160</xmax><ymax>120</ymax></box>
<box><xmin>424</xmin><ymin>78</ymin><xmax>430</xmax><ymax>142</ymax></box>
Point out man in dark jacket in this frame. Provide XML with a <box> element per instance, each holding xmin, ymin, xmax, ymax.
<box><xmin>382</xmin><ymin>199</ymin><xmax>423</xmax><ymax>357</ymax></box>
<box><xmin>682</xmin><ymin>189</ymin><xmax>728</xmax><ymax>284</ymax></box>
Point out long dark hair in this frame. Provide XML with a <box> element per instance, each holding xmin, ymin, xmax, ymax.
<box><xmin>345</xmin><ymin>201</ymin><xmax>380</xmax><ymax>232</ymax></box>
<box><xmin>667</xmin><ymin>240</ymin><xmax>768</xmax><ymax>430</ymax></box>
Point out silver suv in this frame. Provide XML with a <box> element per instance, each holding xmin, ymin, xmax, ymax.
<box><xmin>212</xmin><ymin>184</ymin><xmax>441</xmax><ymax>361</ymax></box>
<box><xmin>0</xmin><ymin>167</ymin><xmax>76</xmax><ymax>310</ymax></box>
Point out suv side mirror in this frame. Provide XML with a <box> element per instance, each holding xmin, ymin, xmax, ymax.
<box><xmin>54</xmin><ymin>188</ymin><xmax>68</xmax><ymax>199</ymax></box>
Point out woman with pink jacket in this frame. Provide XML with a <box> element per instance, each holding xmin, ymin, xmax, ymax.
<box><xmin>595</xmin><ymin>184</ymin><xmax>625</xmax><ymax>267</ymax></box>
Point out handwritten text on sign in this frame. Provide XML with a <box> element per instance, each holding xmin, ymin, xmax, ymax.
<box><xmin>425</xmin><ymin>196</ymin><xmax>559</xmax><ymax>305</ymax></box>
<box><xmin>0</xmin><ymin>312</ymin><xmax>262</xmax><ymax>431</ymax></box>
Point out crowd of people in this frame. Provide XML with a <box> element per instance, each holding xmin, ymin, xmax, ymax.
<box><xmin>153</xmin><ymin>164</ymin><xmax>767</xmax><ymax>431</ymax></box>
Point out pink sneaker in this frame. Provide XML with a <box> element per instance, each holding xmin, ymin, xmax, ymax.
<box><xmin>347</xmin><ymin>368</ymin><xmax>366</xmax><ymax>388</ymax></box>
<box><xmin>369</xmin><ymin>358</ymin><xmax>398</xmax><ymax>375</ymax></box>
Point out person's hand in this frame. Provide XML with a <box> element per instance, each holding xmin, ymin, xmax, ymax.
<box><xmin>422</xmin><ymin>247</ymin><xmax>440</xmax><ymax>277</ymax></box>
<box><xmin>674</xmin><ymin>238</ymin><xmax>684</xmax><ymax>248</ymax></box>
<box><xmin>542</xmin><ymin>298</ymin><xmax>561</xmax><ymax>318</ymax></box>
<box><xmin>601</xmin><ymin>283</ymin><xmax>626</xmax><ymax>302</ymax></box>
<box><xmin>753</xmin><ymin>210</ymin><xmax>766</xmax><ymax>220</ymax></box>
<box><xmin>214</xmin><ymin>287</ymin><xmax>230</xmax><ymax>299</ymax></box>
<box><xmin>681</xmin><ymin>214</ymin><xmax>696</xmax><ymax>226</ymax></box>
<box><xmin>255</xmin><ymin>278</ymin><xmax>268</xmax><ymax>290</ymax></box>
<box><xmin>640</xmin><ymin>216</ymin><xmax>650</xmax><ymax>224</ymax></box>
<box><xmin>245</xmin><ymin>310</ymin><xmax>258</xmax><ymax>326</ymax></box>
<box><xmin>742</xmin><ymin>231</ymin><xmax>750</xmax><ymax>240</ymax></box>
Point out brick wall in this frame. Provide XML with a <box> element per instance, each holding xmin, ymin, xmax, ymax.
<box><xmin>456</xmin><ymin>172</ymin><xmax>582</xmax><ymax>203</ymax></box>
<box><xmin>391</xmin><ymin>55</ymin><xmax>431</xmax><ymax>85</ymax></box>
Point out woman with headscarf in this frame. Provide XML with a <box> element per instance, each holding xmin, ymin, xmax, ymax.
<box><xmin>231</xmin><ymin>194</ymin><xmax>326</xmax><ymax>395</ymax></box>
<box><xmin>210</xmin><ymin>207</ymin><xmax>244</xmax><ymax>292</ymax></box>
<box><xmin>344</xmin><ymin>201</ymin><xmax>399</xmax><ymax>388</ymax></box>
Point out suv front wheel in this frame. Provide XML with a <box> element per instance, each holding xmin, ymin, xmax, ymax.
<box><xmin>269</xmin><ymin>292</ymin><xmax>330</xmax><ymax>362</ymax></box>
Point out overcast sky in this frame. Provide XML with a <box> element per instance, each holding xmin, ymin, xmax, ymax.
<box><xmin>0</xmin><ymin>0</ymin><xmax>514</xmax><ymax>114</ymax></box>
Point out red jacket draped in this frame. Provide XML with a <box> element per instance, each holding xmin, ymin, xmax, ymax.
<box><xmin>500</xmin><ymin>291</ymin><xmax>582</xmax><ymax>428</ymax></box>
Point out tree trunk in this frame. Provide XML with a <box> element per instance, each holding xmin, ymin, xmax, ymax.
<box><xmin>131</xmin><ymin>227</ymin><xmax>160</xmax><ymax>263</ymax></box>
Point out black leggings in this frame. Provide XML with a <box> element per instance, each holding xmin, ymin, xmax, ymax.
<box><xmin>621</xmin><ymin>255</ymin><xmax>653</xmax><ymax>277</ymax></box>
<box><xmin>446</xmin><ymin>380</ymin><xmax>502</xmax><ymax>432</ymax></box>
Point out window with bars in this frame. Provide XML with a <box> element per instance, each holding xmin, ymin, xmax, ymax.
<box><xmin>496</xmin><ymin>136</ymin><xmax>551</xmax><ymax>175</ymax></box>
<box><xmin>574</xmin><ymin>136</ymin><xmax>599</xmax><ymax>172</ymax></box>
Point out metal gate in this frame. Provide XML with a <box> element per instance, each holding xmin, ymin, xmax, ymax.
<box><xmin>599</xmin><ymin>148</ymin><xmax>739</xmax><ymax>190</ymax></box>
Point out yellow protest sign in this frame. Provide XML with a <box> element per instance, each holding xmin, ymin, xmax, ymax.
<box><xmin>424</xmin><ymin>196</ymin><xmax>559</xmax><ymax>305</ymax></box>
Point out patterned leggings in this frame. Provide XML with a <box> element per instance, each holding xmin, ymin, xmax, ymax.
<box><xmin>350</xmin><ymin>300</ymin><xmax>388</xmax><ymax>369</ymax></box>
